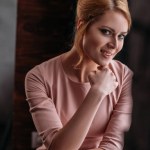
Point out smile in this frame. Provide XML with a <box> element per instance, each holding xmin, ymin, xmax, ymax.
<box><xmin>101</xmin><ymin>49</ymin><xmax>113</xmax><ymax>58</ymax></box>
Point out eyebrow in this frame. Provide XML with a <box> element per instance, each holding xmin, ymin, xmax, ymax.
<box><xmin>101</xmin><ymin>26</ymin><xmax>128</xmax><ymax>34</ymax></box>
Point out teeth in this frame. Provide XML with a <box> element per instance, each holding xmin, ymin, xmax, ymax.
<box><xmin>104</xmin><ymin>52</ymin><xmax>111</xmax><ymax>56</ymax></box>
<box><xmin>101</xmin><ymin>50</ymin><xmax>112</xmax><ymax>56</ymax></box>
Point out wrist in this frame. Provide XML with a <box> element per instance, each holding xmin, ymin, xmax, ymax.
<box><xmin>90</xmin><ymin>85</ymin><xmax>106</xmax><ymax>100</ymax></box>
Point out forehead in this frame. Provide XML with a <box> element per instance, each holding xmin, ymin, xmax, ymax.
<box><xmin>92</xmin><ymin>10</ymin><xmax>128</xmax><ymax>33</ymax></box>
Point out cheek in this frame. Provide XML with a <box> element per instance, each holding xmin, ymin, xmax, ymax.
<box><xmin>83</xmin><ymin>35</ymin><xmax>101</xmax><ymax>52</ymax></box>
<box><xmin>117</xmin><ymin>42</ymin><xmax>124</xmax><ymax>53</ymax></box>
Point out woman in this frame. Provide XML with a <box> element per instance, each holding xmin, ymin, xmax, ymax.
<box><xmin>25</xmin><ymin>0</ymin><xmax>133</xmax><ymax>149</ymax></box>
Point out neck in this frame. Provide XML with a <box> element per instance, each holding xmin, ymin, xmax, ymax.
<box><xmin>62</xmin><ymin>47</ymin><xmax>98</xmax><ymax>83</ymax></box>
<box><xmin>79</xmin><ymin>59</ymin><xmax>98</xmax><ymax>82</ymax></box>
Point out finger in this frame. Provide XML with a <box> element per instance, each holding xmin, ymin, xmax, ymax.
<box><xmin>110</xmin><ymin>72</ymin><xmax>117</xmax><ymax>81</ymax></box>
<box><xmin>97</xmin><ymin>65</ymin><xmax>108</xmax><ymax>70</ymax></box>
<box><xmin>114</xmin><ymin>81</ymin><xmax>118</xmax><ymax>88</ymax></box>
<box><xmin>110</xmin><ymin>70</ymin><xmax>117</xmax><ymax>81</ymax></box>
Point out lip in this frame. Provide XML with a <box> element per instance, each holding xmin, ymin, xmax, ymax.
<box><xmin>101</xmin><ymin>49</ymin><xmax>113</xmax><ymax>58</ymax></box>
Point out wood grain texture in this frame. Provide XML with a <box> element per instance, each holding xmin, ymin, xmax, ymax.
<box><xmin>13</xmin><ymin>0</ymin><xmax>75</xmax><ymax>149</ymax></box>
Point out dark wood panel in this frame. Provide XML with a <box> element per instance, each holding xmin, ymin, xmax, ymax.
<box><xmin>13</xmin><ymin>0</ymin><xmax>75</xmax><ymax>149</ymax></box>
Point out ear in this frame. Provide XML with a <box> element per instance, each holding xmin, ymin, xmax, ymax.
<box><xmin>76</xmin><ymin>19</ymin><xmax>84</xmax><ymax>30</ymax></box>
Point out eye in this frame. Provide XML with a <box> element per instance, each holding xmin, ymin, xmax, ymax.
<box><xmin>99</xmin><ymin>28</ymin><xmax>112</xmax><ymax>36</ymax></box>
<box><xmin>118</xmin><ymin>34</ymin><xmax>126</xmax><ymax>40</ymax></box>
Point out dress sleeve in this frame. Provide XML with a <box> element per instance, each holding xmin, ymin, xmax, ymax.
<box><xmin>25</xmin><ymin>67</ymin><xmax>63</xmax><ymax>148</ymax></box>
<box><xmin>99</xmin><ymin>66</ymin><xmax>133</xmax><ymax>150</ymax></box>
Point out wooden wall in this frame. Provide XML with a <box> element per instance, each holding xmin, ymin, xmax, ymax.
<box><xmin>13</xmin><ymin>0</ymin><xmax>75</xmax><ymax>149</ymax></box>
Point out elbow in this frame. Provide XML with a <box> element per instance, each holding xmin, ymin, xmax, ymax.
<box><xmin>123</xmin><ymin>114</ymin><xmax>132</xmax><ymax>132</ymax></box>
<box><xmin>44</xmin><ymin>132</ymin><xmax>68</xmax><ymax>150</ymax></box>
<box><xmin>42</xmin><ymin>129</ymin><xmax>79</xmax><ymax>150</ymax></box>
<box><xmin>48</xmin><ymin>139</ymin><xmax>77</xmax><ymax>150</ymax></box>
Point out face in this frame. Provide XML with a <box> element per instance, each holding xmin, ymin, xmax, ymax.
<box><xmin>81</xmin><ymin>10</ymin><xmax>128</xmax><ymax>67</ymax></box>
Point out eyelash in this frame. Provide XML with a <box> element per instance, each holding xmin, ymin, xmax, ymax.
<box><xmin>99</xmin><ymin>28</ymin><xmax>126</xmax><ymax>40</ymax></box>
<box><xmin>100</xmin><ymin>29</ymin><xmax>112</xmax><ymax>35</ymax></box>
<box><xmin>118</xmin><ymin>34</ymin><xmax>126</xmax><ymax>40</ymax></box>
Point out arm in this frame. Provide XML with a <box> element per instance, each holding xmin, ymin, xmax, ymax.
<box><xmin>99</xmin><ymin>67</ymin><xmax>133</xmax><ymax>150</ymax></box>
<box><xmin>25</xmin><ymin>67</ymin><xmax>117</xmax><ymax>150</ymax></box>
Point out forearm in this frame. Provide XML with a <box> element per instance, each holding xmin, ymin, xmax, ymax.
<box><xmin>49</xmin><ymin>87</ymin><xmax>105</xmax><ymax>150</ymax></box>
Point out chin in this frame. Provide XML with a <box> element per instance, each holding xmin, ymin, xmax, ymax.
<box><xmin>98</xmin><ymin>60</ymin><xmax>111</xmax><ymax>68</ymax></box>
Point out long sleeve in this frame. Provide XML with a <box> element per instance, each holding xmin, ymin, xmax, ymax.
<box><xmin>25</xmin><ymin>66</ymin><xmax>63</xmax><ymax>148</ymax></box>
<box><xmin>99</xmin><ymin>65</ymin><xmax>133</xmax><ymax>150</ymax></box>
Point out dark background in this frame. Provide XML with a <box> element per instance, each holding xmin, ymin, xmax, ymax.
<box><xmin>0</xmin><ymin>0</ymin><xmax>17</xmax><ymax>149</ymax></box>
<box><xmin>0</xmin><ymin>0</ymin><xmax>150</xmax><ymax>149</ymax></box>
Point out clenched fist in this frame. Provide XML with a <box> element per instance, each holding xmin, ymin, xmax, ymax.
<box><xmin>88</xmin><ymin>67</ymin><xmax>118</xmax><ymax>96</ymax></box>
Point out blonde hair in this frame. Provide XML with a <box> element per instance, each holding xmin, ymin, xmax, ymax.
<box><xmin>74</xmin><ymin>0</ymin><xmax>132</xmax><ymax>67</ymax></box>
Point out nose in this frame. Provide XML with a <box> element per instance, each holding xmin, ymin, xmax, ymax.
<box><xmin>107</xmin><ymin>37</ymin><xmax>118</xmax><ymax>49</ymax></box>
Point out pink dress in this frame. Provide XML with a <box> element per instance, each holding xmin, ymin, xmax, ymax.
<box><xmin>25</xmin><ymin>54</ymin><xmax>133</xmax><ymax>150</ymax></box>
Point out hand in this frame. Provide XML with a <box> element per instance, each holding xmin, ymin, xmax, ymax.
<box><xmin>88</xmin><ymin>67</ymin><xmax>118</xmax><ymax>95</ymax></box>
